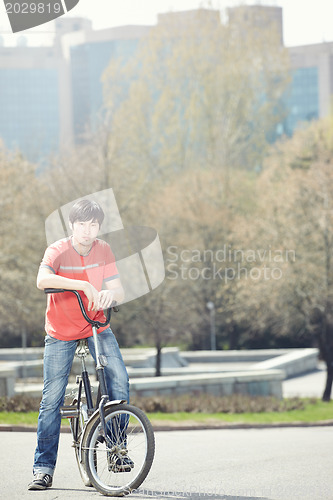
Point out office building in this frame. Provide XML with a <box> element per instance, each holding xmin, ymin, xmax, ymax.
<box><xmin>285</xmin><ymin>42</ymin><xmax>333</xmax><ymax>135</ymax></box>
<box><xmin>0</xmin><ymin>17</ymin><xmax>81</xmax><ymax>161</ymax></box>
<box><xmin>61</xmin><ymin>22</ymin><xmax>150</xmax><ymax>139</ymax></box>
<box><xmin>0</xmin><ymin>45</ymin><xmax>61</xmax><ymax>160</ymax></box>
<box><xmin>227</xmin><ymin>4</ymin><xmax>284</xmax><ymax>45</ymax></box>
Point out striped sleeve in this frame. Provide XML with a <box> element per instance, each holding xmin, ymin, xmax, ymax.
<box><xmin>40</xmin><ymin>244</ymin><xmax>61</xmax><ymax>274</ymax></box>
<box><xmin>103</xmin><ymin>243</ymin><xmax>119</xmax><ymax>282</ymax></box>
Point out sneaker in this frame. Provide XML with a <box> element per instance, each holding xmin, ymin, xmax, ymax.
<box><xmin>108</xmin><ymin>451</ymin><xmax>134</xmax><ymax>473</ymax></box>
<box><xmin>28</xmin><ymin>473</ymin><xmax>53</xmax><ymax>490</ymax></box>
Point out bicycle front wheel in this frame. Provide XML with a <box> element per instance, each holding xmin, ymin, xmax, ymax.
<box><xmin>82</xmin><ymin>403</ymin><xmax>155</xmax><ymax>497</ymax></box>
<box><xmin>69</xmin><ymin>406</ymin><xmax>92</xmax><ymax>487</ymax></box>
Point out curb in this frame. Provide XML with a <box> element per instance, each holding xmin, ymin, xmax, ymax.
<box><xmin>1</xmin><ymin>420</ymin><xmax>333</xmax><ymax>433</ymax></box>
<box><xmin>149</xmin><ymin>420</ymin><xmax>333</xmax><ymax>431</ymax></box>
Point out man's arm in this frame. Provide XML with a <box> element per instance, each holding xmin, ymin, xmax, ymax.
<box><xmin>98</xmin><ymin>278</ymin><xmax>125</xmax><ymax>310</ymax></box>
<box><xmin>37</xmin><ymin>267</ymin><xmax>100</xmax><ymax>311</ymax></box>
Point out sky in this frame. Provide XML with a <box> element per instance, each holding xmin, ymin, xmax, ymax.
<box><xmin>0</xmin><ymin>0</ymin><xmax>333</xmax><ymax>47</ymax></box>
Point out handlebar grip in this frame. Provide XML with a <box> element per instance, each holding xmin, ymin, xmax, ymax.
<box><xmin>44</xmin><ymin>288</ymin><xmax>65</xmax><ymax>294</ymax></box>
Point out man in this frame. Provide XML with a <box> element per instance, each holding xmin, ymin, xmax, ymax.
<box><xmin>28</xmin><ymin>199</ymin><xmax>129</xmax><ymax>491</ymax></box>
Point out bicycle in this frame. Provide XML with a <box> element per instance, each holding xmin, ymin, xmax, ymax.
<box><xmin>44</xmin><ymin>288</ymin><xmax>155</xmax><ymax>497</ymax></box>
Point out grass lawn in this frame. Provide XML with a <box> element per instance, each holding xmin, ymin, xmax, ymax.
<box><xmin>0</xmin><ymin>411</ymin><xmax>39</xmax><ymax>426</ymax></box>
<box><xmin>148</xmin><ymin>399</ymin><xmax>333</xmax><ymax>427</ymax></box>
<box><xmin>0</xmin><ymin>399</ymin><xmax>332</xmax><ymax>428</ymax></box>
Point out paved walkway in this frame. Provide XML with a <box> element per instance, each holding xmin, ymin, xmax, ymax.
<box><xmin>189</xmin><ymin>361</ymin><xmax>328</xmax><ymax>399</ymax></box>
<box><xmin>282</xmin><ymin>363</ymin><xmax>327</xmax><ymax>398</ymax></box>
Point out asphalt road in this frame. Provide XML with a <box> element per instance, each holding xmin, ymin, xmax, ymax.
<box><xmin>1</xmin><ymin>427</ymin><xmax>332</xmax><ymax>500</ymax></box>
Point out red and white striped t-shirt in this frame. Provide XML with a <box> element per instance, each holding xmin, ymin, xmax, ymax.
<box><xmin>41</xmin><ymin>237</ymin><xmax>119</xmax><ymax>340</ymax></box>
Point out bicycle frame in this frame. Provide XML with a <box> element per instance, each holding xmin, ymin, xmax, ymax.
<box><xmin>44</xmin><ymin>288</ymin><xmax>121</xmax><ymax>447</ymax></box>
<box><xmin>43</xmin><ymin>288</ymin><xmax>155</xmax><ymax>496</ymax></box>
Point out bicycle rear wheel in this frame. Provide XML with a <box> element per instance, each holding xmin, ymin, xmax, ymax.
<box><xmin>82</xmin><ymin>403</ymin><xmax>155</xmax><ymax>497</ymax></box>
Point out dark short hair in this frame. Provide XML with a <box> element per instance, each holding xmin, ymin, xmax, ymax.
<box><xmin>69</xmin><ymin>199</ymin><xmax>105</xmax><ymax>226</ymax></box>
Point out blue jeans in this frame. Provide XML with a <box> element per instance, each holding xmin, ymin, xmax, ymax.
<box><xmin>33</xmin><ymin>328</ymin><xmax>129</xmax><ymax>476</ymax></box>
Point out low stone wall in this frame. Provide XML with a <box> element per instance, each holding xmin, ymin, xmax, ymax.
<box><xmin>0</xmin><ymin>364</ymin><xmax>16</xmax><ymax>397</ymax></box>
<box><xmin>129</xmin><ymin>370</ymin><xmax>284</xmax><ymax>399</ymax></box>
<box><xmin>182</xmin><ymin>349</ymin><xmax>294</xmax><ymax>364</ymax></box>
<box><xmin>251</xmin><ymin>348</ymin><xmax>319</xmax><ymax>377</ymax></box>
<box><xmin>0</xmin><ymin>348</ymin><xmax>43</xmax><ymax>361</ymax></box>
<box><xmin>4</xmin><ymin>346</ymin><xmax>320</xmax><ymax>399</ymax></box>
<box><xmin>121</xmin><ymin>347</ymin><xmax>188</xmax><ymax>368</ymax></box>
<box><xmin>5</xmin><ymin>347</ymin><xmax>319</xmax><ymax>380</ymax></box>
<box><xmin>15</xmin><ymin>369</ymin><xmax>284</xmax><ymax>399</ymax></box>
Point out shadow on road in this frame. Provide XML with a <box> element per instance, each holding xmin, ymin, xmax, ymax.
<box><xmin>42</xmin><ymin>487</ymin><xmax>99</xmax><ymax>495</ymax></box>
<box><xmin>131</xmin><ymin>489</ymin><xmax>272</xmax><ymax>500</ymax></box>
<box><xmin>37</xmin><ymin>487</ymin><xmax>273</xmax><ymax>499</ymax></box>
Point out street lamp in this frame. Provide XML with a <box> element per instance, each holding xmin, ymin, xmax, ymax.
<box><xmin>206</xmin><ymin>301</ymin><xmax>216</xmax><ymax>351</ymax></box>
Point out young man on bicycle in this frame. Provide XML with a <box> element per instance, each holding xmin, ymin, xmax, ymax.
<box><xmin>28</xmin><ymin>199</ymin><xmax>130</xmax><ymax>491</ymax></box>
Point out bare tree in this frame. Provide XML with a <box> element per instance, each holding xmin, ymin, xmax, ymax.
<box><xmin>0</xmin><ymin>149</ymin><xmax>48</xmax><ymax>344</ymax></box>
<box><xmin>248</xmin><ymin>118</ymin><xmax>333</xmax><ymax>400</ymax></box>
<box><xmin>102</xmin><ymin>6</ymin><xmax>290</xmax><ymax>179</ymax></box>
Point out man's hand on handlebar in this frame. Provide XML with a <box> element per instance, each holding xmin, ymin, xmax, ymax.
<box><xmin>82</xmin><ymin>282</ymin><xmax>100</xmax><ymax>311</ymax></box>
<box><xmin>82</xmin><ymin>284</ymin><xmax>115</xmax><ymax>312</ymax></box>
<box><xmin>97</xmin><ymin>290</ymin><xmax>115</xmax><ymax>311</ymax></box>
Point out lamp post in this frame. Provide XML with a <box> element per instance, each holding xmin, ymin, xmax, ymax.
<box><xmin>206</xmin><ymin>301</ymin><xmax>216</xmax><ymax>350</ymax></box>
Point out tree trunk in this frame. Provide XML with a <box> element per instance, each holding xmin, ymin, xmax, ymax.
<box><xmin>155</xmin><ymin>343</ymin><xmax>162</xmax><ymax>377</ymax></box>
<box><xmin>229</xmin><ymin>326</ymin><xmax>239</xmax><ymax>350</ymax></box>
<box><xmin>322</xmin><ymin>361</ymin><xmax>333</xmax><ymax>402</ymax></box>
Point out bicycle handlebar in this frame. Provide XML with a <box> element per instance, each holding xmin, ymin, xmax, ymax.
<box><xmin>44</xmin><ymin>288</ymin><xmax>117</xmax><ymax>328</ymax></box>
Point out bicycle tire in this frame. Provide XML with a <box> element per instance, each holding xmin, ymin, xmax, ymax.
<box><xmin>69</xmin><ymin>406</ymin><xmax>92</xmax><ymax>487</ymax></box>
<box><xmin>82</xmin><ymin>403</ymin><xmax>155</xmax><ymax>497</ymax></box>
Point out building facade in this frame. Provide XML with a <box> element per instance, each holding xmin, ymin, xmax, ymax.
<box><xmin>285</xmin><ymin>42</ymin><xmax>333</xmax><ymax>135</ymax></box>
<box><xmin>0</xmin><ymin>6</ymin><xmax>332</xmax><ymax>161</ymax></box>
<box><xmin>0</xmin><ymin>45</ymin><xmax>61</xmax><ymax>160</ymax></box>
<box><xmin>63</xmin><ymin>23</ymin><xmax>149</xmax><ymax>140</ymax></box>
